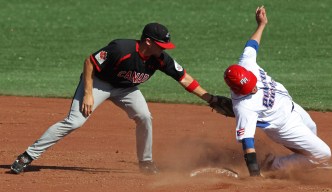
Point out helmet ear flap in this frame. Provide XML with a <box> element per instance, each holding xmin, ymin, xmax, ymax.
<box><xmin>224</xmin><ymin>65</ymin><xmax>257</xmax><ymax>95</ymax></box>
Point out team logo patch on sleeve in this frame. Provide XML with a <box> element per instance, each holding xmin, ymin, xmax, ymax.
<box><xmin>95</xmin><ymin>51</ymin><xmax>107</xmax><ymax>64</ymax></box>
<box><xmin>237</xmin><ymin>128</ymin><xmax>245</xmax><ymax>136</ymax></box>
<box><xmin>174</xmin><ymin>60</ymin><xmax>183</xmax><ymax>72</ymax></box>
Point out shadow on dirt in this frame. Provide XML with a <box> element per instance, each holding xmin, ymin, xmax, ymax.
<box><xmin>0</xmin><ymin>164</ymin><xmax>134</xmax><ymax>174</ymax></box>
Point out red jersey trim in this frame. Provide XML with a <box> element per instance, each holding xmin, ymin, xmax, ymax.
<box><xmin>115</xmin><ymin>54</ymin><xmax>132</xmax><ymax>69</ymax></box>
<box><xmin>136</xmin><ymin>41</ymin><xmax>151</xmax><ymax>61</ymax></box>
<box><xmin>90</xmin><ymin>55</ymin><xmax>101</xmax><ymax>72</ymax></box>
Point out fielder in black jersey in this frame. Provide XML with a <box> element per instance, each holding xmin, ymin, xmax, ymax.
<box><xmin>90</xmin><ymin>39</ymin><xmax>185</xmax><ymax>88</ymax></box>
<box><xmin>11</xmin><ymin>23</ymin><xmax>218</xmax><ymax>175</ymax></box>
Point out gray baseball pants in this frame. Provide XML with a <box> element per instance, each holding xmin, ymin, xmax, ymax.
<box><xmin>26</xmin><ymin>76</ymin><xmax>153</xmax><ymax>162</ymax></box>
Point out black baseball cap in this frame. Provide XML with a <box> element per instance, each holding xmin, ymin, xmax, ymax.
<box><xmin>142</xmin><ymin>23</ymin><xmax>175</xmax><ymax>49</ymax></box>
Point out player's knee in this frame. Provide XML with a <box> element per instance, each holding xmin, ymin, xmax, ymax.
<box><xmin>64</xmin><ymin>116</ymin><xmax>85</xmax><ymax>129</ymax></box>
<box><xmin>322</xmin><ymin>147</ymin><xmax>331</xmax><ymax>161</ymax></box>
<box><xmin>133</xmin><ymin>112</ymin><xmax>152</xmax><ymax>125</ymax></box>
<box><xmin>316</xmin><ymin>145</ymin><xmax>331</xmax><ymax>163</ymax></box>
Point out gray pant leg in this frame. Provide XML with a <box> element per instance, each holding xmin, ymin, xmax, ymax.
<box><xmin>26</xmin><ymin>76</ymin><xmax>112</xmax><ymax>159</ymax></box>
<box><xmin>111</xmin><ymin>87</ymin><xmax>152</xmax><ymax>162</ymax></box>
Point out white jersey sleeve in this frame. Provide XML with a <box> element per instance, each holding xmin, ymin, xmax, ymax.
<box><xmin>238</xmin><ymin>40</ymin><xmax>259</xmax><ymax>68</ymax></box>
<box><xmin>231</xmin><ymin>40</ymin><xmax>261</xmax><ymax>142</ymax></box>
<box><xmin>234</xmin><ymin>106</ymin><xmax>258</xmax><ymax>142</ymax></box>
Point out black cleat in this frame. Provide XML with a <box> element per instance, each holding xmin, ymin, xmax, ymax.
<box><xmin>139</xmin><ymin>161</ymin><xmax>159</xmax><ymax>175</ymax></box>
<box><xmin>11</xmin><ymin>152</ymin><xmax>33</xmax><ymax>174</ymax></box>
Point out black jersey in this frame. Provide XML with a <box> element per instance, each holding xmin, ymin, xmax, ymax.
<box><xmin>90</xmin><ymin>39</ymin><xmax>186</xmax><ymax>88</ymax></box>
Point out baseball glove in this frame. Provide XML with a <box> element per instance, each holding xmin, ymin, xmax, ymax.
<box><xmin>209</xmin><ymin>95</ymin><xmax>235</xmax><ymax>117</ymax></box>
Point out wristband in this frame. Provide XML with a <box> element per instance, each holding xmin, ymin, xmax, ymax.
<box><xmin>185</xmin><ymin>80</ymin><xmax>199</xmax><ymax>92</ymax></box>
<box><xmin>242</xmin><ymin>138</ymin><xmax>255</xmax><ymax>150</ymax></box>
<box><xmin>244</xmin><ymin>153</ymin><xmax>260</xmax><ymax>176</ymax></box>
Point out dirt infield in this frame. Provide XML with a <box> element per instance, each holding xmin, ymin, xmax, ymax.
<box><xmin>0</xmin><ymin>96</ymin><xmax>331</xmax><ymax>191</ymax></box>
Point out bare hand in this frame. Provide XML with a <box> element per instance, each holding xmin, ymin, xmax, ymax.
<box><xmin>82</xmin><ymin>94</ymin><xmax>94</xmax><ymax>117</ymax></box>
<box><xmin>256</xmin><ymin>6</ymin><xmax>268</xmax><ymax>26</ymax></box>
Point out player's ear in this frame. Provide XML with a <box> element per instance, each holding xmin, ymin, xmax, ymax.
<box><xmin>145</xmin><ymin>38</ymin><xmax>153</xmax><ymax>46</ymax></box>
<box><xmin>251</xmin><ymin>86</ymin><xmax>258</xmax><ymax>94</ymax></box>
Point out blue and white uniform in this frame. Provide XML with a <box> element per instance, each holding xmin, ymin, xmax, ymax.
<box><xmin>232</xmin><ymin>40</ymin><xmax>331</xmax><ymax>170</ymax></box>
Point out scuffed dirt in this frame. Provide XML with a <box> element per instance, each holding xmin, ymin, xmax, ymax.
<box><xmin>0</xmin><ymin>96</ymin><xmax>331</xmax><ymax>192</ymax></box>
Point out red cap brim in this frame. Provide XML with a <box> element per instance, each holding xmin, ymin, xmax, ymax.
<box><xmin>154</xmin><ymin>41</ymin><xmax>176</xmax><ymax>49</ymax></box>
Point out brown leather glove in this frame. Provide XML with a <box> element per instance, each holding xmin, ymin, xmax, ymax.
<box><xmin>209</xmin><ymin>95</ymin><xmax>235</xmax><ymax>117</ymax></box>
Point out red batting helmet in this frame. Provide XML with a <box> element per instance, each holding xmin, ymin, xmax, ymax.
<box><xmin>224</xmin><ymin>64</ymin><xmax>257</xmax><ymax>95</ymax></box>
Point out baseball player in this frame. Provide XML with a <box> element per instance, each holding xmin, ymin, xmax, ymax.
<box><xmin>11</xmin><ymin>23</ymin><xmax>219</xmax><ymax>174</ymax></box>
<box><xmin>223</xmin><ymin>6</ymin><xmax>331</xmax><ymax>176</ymax></box>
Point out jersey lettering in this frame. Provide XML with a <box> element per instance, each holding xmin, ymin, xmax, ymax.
<box><xmin>117</xmin><ymin>71</ymin><xmax>150</xmax><ymax>83</ymax></box>
<box><xmin>124</xmin><ymin>71</ymin><xmax>132</xmax><ymax>80</ymax></box>
<box><xmin>141</xmin><ymin>74</ymin><xmax>150</xmax><ymax>82</ymax></box>
<box><xmin>259</xmin><ymin>69</ymin><xmax>276</xmax><ymax>109</ymax></box>
<box><xmin>132</xmin><ymin>72</ymin><xmax>144</xmax><ymax>83</ymax></box>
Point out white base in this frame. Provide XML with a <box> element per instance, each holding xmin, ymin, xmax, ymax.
<box><xmin>189</xmin><ymin>167</ymin><xmax>239</xmax><ymax>178</ymax></box>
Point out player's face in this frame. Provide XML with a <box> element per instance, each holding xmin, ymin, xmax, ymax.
<box><xmin>142</xmin><ymin>38</ymin><xmax>164</xmax><ymax>57</ymax></box>
<box><xmin>150</xmin><ymin>40</ymin><xmax>165</xmax><ymax>56</ymax></box>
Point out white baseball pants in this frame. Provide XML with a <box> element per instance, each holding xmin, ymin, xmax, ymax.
<box><xmin>263</xmin><ymin>102</ymin><xmax>331</xmax><ymax>170</ymax></box>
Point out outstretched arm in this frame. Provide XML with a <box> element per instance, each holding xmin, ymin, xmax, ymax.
<box><xmin>241</xmin><ymin>6</ymin><xmax>269</xmax><ymax>177</ymax></box>
<box><xmin>250</xmin><ymin>6</ymin><xmax>268</xmax><ymax>44</ymax></box>
<box><xmin>179</xmin><ymin>72</ymin><xmax>213</xmax><ymax>102</ymax></box>
<box><xmin>180</xmin><ymin>73</ymin><xmax>235</xmax><ymax>117</ymax></box>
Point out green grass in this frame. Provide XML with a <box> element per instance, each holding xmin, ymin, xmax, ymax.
<box><xmin>0</xmin><ymin>0</ymin><xmax>331</xmax><ymax>111</ymax></box>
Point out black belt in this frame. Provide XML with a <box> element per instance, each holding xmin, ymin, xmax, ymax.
<box><xmin>291</xmin><ymin>102</ymin><xmax>294</xmax><ymax>112</ymax></box>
